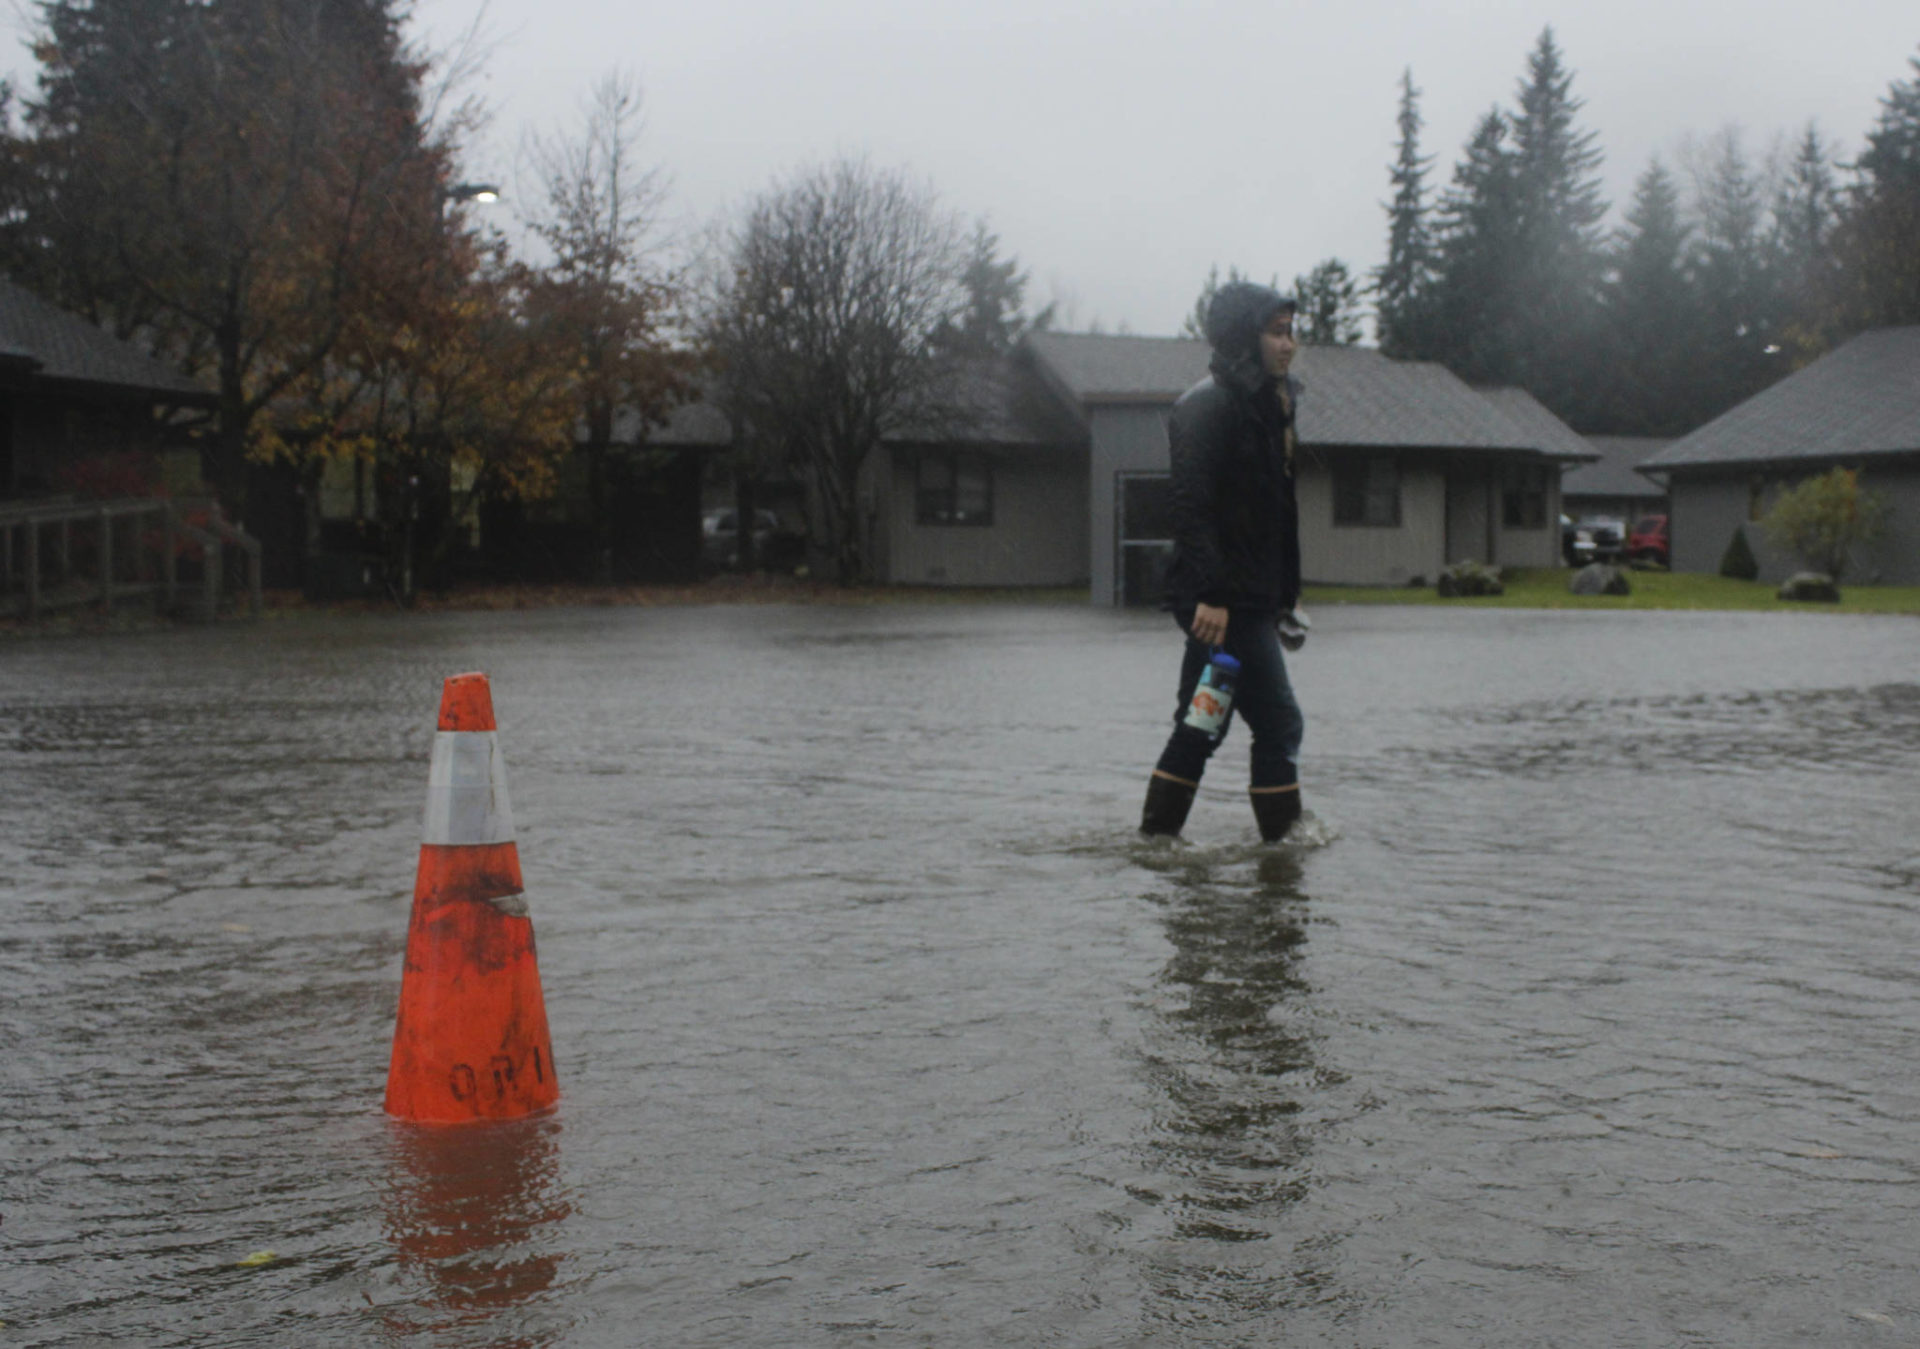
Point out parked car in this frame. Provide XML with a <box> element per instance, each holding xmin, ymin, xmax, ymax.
<box><xmin>1559</xmin><ymin>513</ymin><xmax>1591</xmax><ymax>566</ymax></box>
<box><xmin>1561</xmin><ymin>514</ymin><xmax>1624</xmax><ymax>566</ymax></box>
<box><xmin>1570</xmin><ymin>516</ymin><xmax>1625</xmax><ymax>565</ymax></box>
<box><xmin>1628</xmin><ymin>514</ymin><xmax>1669</xmax><ymax>567</ymax></box>
<box><xmin>701</xmin><ymin>507</ymin><xmax>779</xmax><ymax>566</ymax></box>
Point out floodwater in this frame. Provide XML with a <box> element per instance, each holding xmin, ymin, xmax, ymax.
<box><xmin>3</xmin><ymin>601</ymin><xmax>1919</xmax><ymax>1347</ymax></box>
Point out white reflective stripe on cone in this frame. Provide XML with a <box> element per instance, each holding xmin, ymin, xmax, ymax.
<box><xmin>422</xmin><ymin>731</ymin><xmax>516</xmax><ymax>845</ymax></box>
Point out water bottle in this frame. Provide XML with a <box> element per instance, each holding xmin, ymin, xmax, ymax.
<box><xmin>1182</xmin><ymin>652</ymin><xmax>1240</xmax><ymax>740</ymax></box>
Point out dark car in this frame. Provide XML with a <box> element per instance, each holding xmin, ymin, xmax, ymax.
<box><xmin>1561</xmin><ymin>514</ymin><xmax>1626</xmax><ymax>566</ymax></box>
<box><xmin>1580</xmin><ymin>516</ymin><xmax>1626</xmax><ymax>563</ymax></box>
<box><xmin>1560</xmin><ymin>514</ymin><xmax>1590</xmax><ymax>566</ymax></box>
<box><xmin>1628</xmin><ymin>514</ymin><xmax>1669</xmax><ymax>567</ymax></box>
<box><xmin>701</xmin><ymin>508</ymin><xmax>779</xmax><ymax>566</ymax></box>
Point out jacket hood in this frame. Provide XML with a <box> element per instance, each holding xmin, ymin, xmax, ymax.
<box><xmin>1202</xmin><ymin>280</ymin><xmax>1296</xmax><ymax>395</ymax></box>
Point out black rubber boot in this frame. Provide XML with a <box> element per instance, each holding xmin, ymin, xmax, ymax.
<box><xmin>1250</xmin><ymin>785</ymin><xmax>1302</xmax><ymax>842</ymax></box>
<box><xmin>1140</xmin><ymin>773</ymin><xmax>1199</xmax><ymax>837</ymax></box>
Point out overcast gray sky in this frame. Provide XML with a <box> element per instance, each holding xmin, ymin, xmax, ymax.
<box><xmin>11</xmin><ymin>1</ymin><xmax>1917</xmax><ymax>336</ymax></box>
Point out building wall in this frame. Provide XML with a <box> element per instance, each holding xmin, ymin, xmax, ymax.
<box><xmin>1083</xmin><ymin>403</ymin><xmax>1581</xmax><ymax>597</ymax></box>
<box><xmin>1088</xmin><ymin>409</ymin><xmax>1464</xmax><ymax>596</ymax></box>
<box><xmin>1298</xmin><ymin>457</ymin><xmax>1447</xmax><ymax>585</ymax></box>
<box><xmin>1669</xmin><ymin>476</ymin><xmax>1751</xmax><ymax>576</ymax></box>
<box><xmin>883</xmin><ymin>444</ymin><xmax>1089</xmax><ymax>586</ymax></box>
<box><xmin>1496</xmin><ymin>470</ymin><xmax>1561</xmax><ymax>569</ymax></box>
<box><xmin>1866</xmin><ymin>468</ymin><xmax>1920</xmax><ymax>583</ymax></box>
<box><xmin>1671</xmin><ymin>463</ymin><xmax>1920</xmax><ymax>584</ymax></box>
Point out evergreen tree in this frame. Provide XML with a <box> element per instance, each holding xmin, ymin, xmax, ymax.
<box><xmin>1410</xmin><ymin>29</ymin><xmax>1607</xmax><ymax>423</ymax></box>
<box><xmin>1422</xmin><ymin>108</ymin><xmax>1521</xmax><ymax>385</ymax></box>
<box><xmin>1772</xmin><ymin>125</ymin><xmax>1838</xmax><ymax>286</ymax></box>
<box><xmin>1604</xmin><ymin>158</ymin><xmax>1699</xmax><ymax>433</ymax></box>
<box><xmin>1768</xmin><ymin>124</ymin><xmax>1839</xmax><ymax>351</ymax></box>
<box><xmin>1504</xmin><ymin>26</ymin><xmax>1608</xmax><ymax>419</ymax></box>
<box><xmin>1373</xmin><ymin>69</ymin><xmax>1433</xmax><ymax>357</ymax></box>
<box><xmin>1510</xmin><ymin>28</ymin><xmax>1608</xmax><ymax>243</ymax></box>
<box><xmin>1293</xmin><ymin>258</ymin><xmax>1364</xmax><ymax>345</ymax></box>
<box><xmin>1828</xmin><ymin>45</ymin><xmax>1920</xmax><ymax>330</ymax></box>
<box><xmin>1687</xmin><ymin>127</ymin><xmax>1778</xmax><ymax>417</ymax></box>
<box><xmin>934</xmin><ymin>222</ymin><xmax>1054</xmax><ymax>356</ymax></box>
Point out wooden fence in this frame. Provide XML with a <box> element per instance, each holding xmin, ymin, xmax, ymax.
<box><xmin>0</xmin><ymin>496</ymin><xmax>262</xmax><ymax>623</ymax></box>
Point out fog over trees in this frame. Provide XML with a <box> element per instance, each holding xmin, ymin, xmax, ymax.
<box><xmin>1364</xmin><ymin>28</ymin><xmax>1920</xmax><ymax>435</ymax></box>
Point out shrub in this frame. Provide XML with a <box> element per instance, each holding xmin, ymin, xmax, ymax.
<box><xmin>1719</xmin><ymin>524</ymin><xmax>1759</xmax><ymax>580</ymax></box>
<box><xmin>1759</xmin><ymin>468</ymin><xmax>1888</xmax><ymax>581</ymax></box>
<box><xmin>1437</xmin><ymin>560</ymin><xmax>1504</xmax><ymax>597</ymax></box>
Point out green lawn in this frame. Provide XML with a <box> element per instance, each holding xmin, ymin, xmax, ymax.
<box><xmin>1302</xmin><ymin>567</ymin><xmax>1920</xmax><ymax>615</ymax></box>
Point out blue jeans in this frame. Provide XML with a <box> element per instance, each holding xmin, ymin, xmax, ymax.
<box><xmin>1153</xmin><ymin>608</ymin><xmax>1304</xmax><ymax>790</ymax></box>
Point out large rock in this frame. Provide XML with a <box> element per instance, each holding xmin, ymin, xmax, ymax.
<box><xmin>1569</xmin><ymin>563</ymin><xmax>1631</xmax><ymax>596</ymax></box>
<box><xmin>1777</xmin><ymin>572</ymin><xmax>1840</xmax><ymax>602</ymax></box>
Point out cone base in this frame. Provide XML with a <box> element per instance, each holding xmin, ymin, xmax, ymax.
<box><xmin>386</xmin><ymin>845</ymin><xmax>559</xmax><ymax>1124</ymax></box>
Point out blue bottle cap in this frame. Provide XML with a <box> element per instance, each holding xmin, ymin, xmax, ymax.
<box><xmin>1210</xmin><ymin>652</ymin><xmax>1241</xmax><ymax>673</ymax></box>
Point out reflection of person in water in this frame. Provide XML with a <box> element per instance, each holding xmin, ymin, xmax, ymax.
<box><xmin>1136</xmin><ymin>852</ymin><xmax>1320</xmax><ymax>1268</ymax></box>
<box><xmin>1140</xmin><ymin>280</ymin><xmax>1308</xmax><ymax>842</ymax></box>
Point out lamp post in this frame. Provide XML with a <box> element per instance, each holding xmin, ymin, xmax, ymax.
<box><xmin>444</xmin><ymin>181</ymin><xmax>501</xmax><ymax>208</ymax></box>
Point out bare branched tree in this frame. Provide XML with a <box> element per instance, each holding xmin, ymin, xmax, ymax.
<box><xmin>521</xmin><ymin>71</ymin><xmax>689</xmax><ymax>582</ymax></box>
<box><xmin>704</xmin><ymin>158</ymin><xmax>967</xmax><ymax>583</ymax></box>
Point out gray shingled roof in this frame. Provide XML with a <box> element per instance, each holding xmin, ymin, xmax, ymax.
<box><xmin>1024</xmin><ymin>332</ymin><xmax>1560</xmax><ymax>454</ymax></box>
<box><xmin>1476</xmin><ymin>386</ymin><xmax>1600</xmax><ymax>463</ymax></box>
<box><xmin>1025</xmin><ymin>332</ymin><xmax>1213</xmax><ymax>403</ymax></box>
<box><xmin>612</xmin><ymin>395</ymin><xmax>734</xmax><ymax>447</ymax></box>
<box><xmin>1640</xmin><ymin>326</ymin><xmax>1920</xmax><ymax>472</ymax></box>
<box><xmin>0</xmin><ymin>277</ymin><xmax>211</xmax><ymax>401</ymax></box>
<box><xmin>1566</xmin><ymin>436</ymin><xmax>1674</xmax><ymax>498</ymax></box>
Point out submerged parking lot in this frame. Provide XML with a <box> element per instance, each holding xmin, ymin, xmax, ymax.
<box><xmin>4</xmin><ymin>601</ymin><xmax>1918</xmax><ymax>1346</ymax></box>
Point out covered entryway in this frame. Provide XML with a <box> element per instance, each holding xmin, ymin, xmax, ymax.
<box><xmin>1445</xmin><ymin>462</ymin><xmax>1495</xmax><ymax>565</ymax></box>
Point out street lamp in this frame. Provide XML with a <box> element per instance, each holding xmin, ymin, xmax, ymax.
<box><xmin>445</xmin><ymin>182</ymin><xmax>501</xmax><ymax>205</ymax></box>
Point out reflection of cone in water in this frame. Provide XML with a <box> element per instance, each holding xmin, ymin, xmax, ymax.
<box><xmin>383</xmin><ymin>1114</ymin><xmax>569</xmax><ymax>1335</ymax></box>
<box><xmin>386</xmin><ymin>673</ymin><xmax>559</xmax><ymax>1123</ymax></box>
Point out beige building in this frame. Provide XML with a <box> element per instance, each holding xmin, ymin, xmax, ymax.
<box><xmin>708</xmin><ymin>333</ymin><xmax>1598</xmax><ymax>600</ymax></box>
<box><xmin>1006</xmin><ymin>333</ymin><xmax>1593</xmax><ymax>605</ymax></box>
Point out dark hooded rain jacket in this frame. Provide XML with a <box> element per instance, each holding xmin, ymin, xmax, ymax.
<box><xmin>1162</xmin><ymin>282</ymin><xmax>1303</xmax><ymax>616</ymax></box>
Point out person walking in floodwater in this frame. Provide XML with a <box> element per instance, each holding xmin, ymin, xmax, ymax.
<box><xmin>1139</xmin><ymin>280</ymin><xmax>1308</xmax><ymax>841</ymax></box>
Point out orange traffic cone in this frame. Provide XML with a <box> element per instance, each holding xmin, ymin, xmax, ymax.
<box><xmin>385</xmin><ymin>673</ymin><xmax>560</xmax><ymax>1123</ymax></box>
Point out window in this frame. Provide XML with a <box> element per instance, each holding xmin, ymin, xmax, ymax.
<box><xmin>1332</xmin><ymin>456</ymin><xmax>1400</xmax><ymax>527</ymax></box>
<box><xmin>916</xmin><ymin>452</ymin><xmax>993</xmax><ymax>525</ymax></box>
<box><xmin>1116</xmin><ymin>471</ymin><xmax>1175</xmax><ymax>607</ymax></box>
<box><xmin>1502</xmin><ymin>463</ymin><xmax>1549</xmax><ymax>529</ymax></box>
